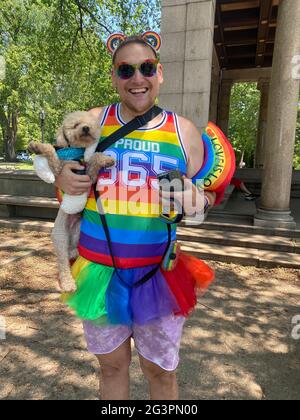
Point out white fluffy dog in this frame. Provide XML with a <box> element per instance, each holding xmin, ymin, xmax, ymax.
<box><xmin>29</xmin><ymin>111</ymin><xmax>115</xmax><ymax>292</ymax></box>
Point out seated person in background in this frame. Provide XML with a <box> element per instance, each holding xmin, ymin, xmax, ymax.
<box><xmin>230</xmin><ymin>178</ymin><xmax>256</xmax><ymax>201</ymax></box>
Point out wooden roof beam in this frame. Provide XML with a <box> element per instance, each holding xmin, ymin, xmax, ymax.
<box><xmin>255</xmin><ymin>0</ymin><xmax>274</xmax><ymax>67</ymax></box>
<box><xmin>215</xmin><ymin>2</ymin><xmax>229</xmax><ymax>68</ymax></box>
<box><xmin>223</xmin><ymin>28</ymin><xmax>259</xmax><ymax>46</ymax></box>
<box><xmin>222</xmin><ymin>8</ymin><xmax>260</xmax><ymax>28</ymax></box>
<box><xmin>227</xmin><ymin>44</ymin><xmax>257</xmax><ymax>59</ymax></box>
<box><xmin>218</xmin><ymin>0</ymin><xmax>259</xmax><ymax>9</ymax></box>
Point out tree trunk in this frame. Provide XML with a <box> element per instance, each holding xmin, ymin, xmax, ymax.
<box><xmin>0</xmin><ymin>108</ymin><xmax>18</xmax><ymax>161</ymax></box>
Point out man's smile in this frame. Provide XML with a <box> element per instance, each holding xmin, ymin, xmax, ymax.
<box><xmin>128</xmin><ymin>88</ymin><xmax>149</xmax><ymax>95</ymax></box>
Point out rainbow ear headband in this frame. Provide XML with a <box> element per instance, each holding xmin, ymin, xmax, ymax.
<box><xmin>106</xmin><ymin>31</ymin><xmax>161</xmax><ymax>56</ymax></box>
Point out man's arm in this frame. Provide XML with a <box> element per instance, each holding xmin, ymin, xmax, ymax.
<box><xmin>54</xmin><ymin>107</ymin><xmax>104</xmax><ymax>195</ymax></box>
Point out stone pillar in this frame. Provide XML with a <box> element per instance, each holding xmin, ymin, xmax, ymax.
<box><xmin>254</xmin><ymin>0</ymin><xmax>300</xmax><ymax>229</ymax></box>
<box><xmin>209</xmin><ymin>47</ymin><xmax>221</xmax><ymax>123</ymax></box>
<box><xmin>217</xmin><ymin>79</ymin><xmax>233</xmax><ymax>136</ymax></box>
<box><xmin>159</xmin><ymin>0</ymin><xmax>216</xmax><ymax>132</ymax></box>
<box><xmin>255</xmin><ymin>79</ymin><xmax>270</xmax><ymax>168</ymax></box>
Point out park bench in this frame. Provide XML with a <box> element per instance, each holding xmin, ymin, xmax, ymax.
<box><xmin>0</xmin><ymin>194</ymin><xmax>59</xmax><ymax>219</ymax></box>
<box><xmin>0</xmin><ymin>183</ymin><xmax>237</xmax><ymax>221</ymax></box>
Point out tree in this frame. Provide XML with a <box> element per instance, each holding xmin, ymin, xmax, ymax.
<box><xmin>228</xmin><ymin>82</ymin><xmax>300</xmax><ymax>169</ymax></box>
<box><xmin>0</xmin><ymin>0</ymin><xmax>162</xmax><ymax>160</ymax></box>
<box><xmin>228</xmin><ymin>83</ymin><xmax>260</xmax><ymax>168</ymax></box>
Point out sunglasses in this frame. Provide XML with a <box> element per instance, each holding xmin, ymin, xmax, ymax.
<box><xmin>115</xmin><ymin>59</ymin><xmax>159</xmax><ymax>80</ymax></box>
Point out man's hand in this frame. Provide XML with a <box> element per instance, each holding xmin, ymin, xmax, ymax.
<box><xmin>159</xmin><ymin>176</ymin><xmax>206</xmax><ymax>217</ymax></box>
<box><xmin>55</xmin><ymin>162</ymin><xmax>92</xmax><ymax>195</ymax></box>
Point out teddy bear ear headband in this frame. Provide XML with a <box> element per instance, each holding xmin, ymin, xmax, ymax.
<box><xmin>106</xmin><ymin>31</ymin><xmax>162</xmax><ymax>56</ymax></box>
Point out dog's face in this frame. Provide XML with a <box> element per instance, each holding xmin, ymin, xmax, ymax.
<box><xmin>56</xmin><ymin>111</ymin><xmax>101</xmax><ymax>148</ymax></box>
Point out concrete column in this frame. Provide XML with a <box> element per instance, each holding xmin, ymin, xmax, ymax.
<box><xmin>159</xmin><ymin>0</ymin><xmax>216</xmax><ymax>132</ymax></box>
<box><xmin>254</xmin><ymin>0</ymin><xmax>300</xmax><ymax>229</ymax></box>
<box><xmin>217</xmin><ymin>79</ymin><xmax>233</xmax><ymax>136</ymax></box>
<box><xmin>209</xmin><ymin>47</ymin><xmax>221</xmax><ymax>123</ymax></box>
<box><xmin>255</xmin><ymin>79</ymin><xmax>270</xmax><ymax>168</ymax></box>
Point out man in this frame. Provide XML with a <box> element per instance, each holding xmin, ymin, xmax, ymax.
<box><xmin>55</xmin><ymin>34</ymin><xmax>216</xmax><ymax>400</ymax></box>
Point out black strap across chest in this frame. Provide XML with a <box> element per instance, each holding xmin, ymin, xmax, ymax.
<box><xmin>93</xmin><ymin>185</ymin><xmax>171</xmax><ymax>288</ymax></box>
<box><xmin>93</xmin><ymin>105</ymin><xmax>172</xmax><ymax>288</ymax></box>
<box><xmin>96</xmin><ymin>106</ymin><xmax>163</xmax><ymax>152</ymax></box>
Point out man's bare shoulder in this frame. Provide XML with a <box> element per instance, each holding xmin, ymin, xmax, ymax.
<box><xmin>176</xmin><ymin>115</ymin><xmax>203</xmax><ymax>152</ymax></box>
<box><xmin>177</xmin><ymin>115</ymin><xmax>200</xmax><ymax>138</ymax></box>
<box><xmin>176</xmin><ymin>115</ymin><xmax>204</xmax><ymax>177</ymax></box>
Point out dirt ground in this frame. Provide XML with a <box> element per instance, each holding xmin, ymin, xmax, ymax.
<box><xmin>0</xmin><ymin>228</ymin><xmax>299</xmax><ymax>400</ymax></box>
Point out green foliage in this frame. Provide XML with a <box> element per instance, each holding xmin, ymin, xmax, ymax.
<box><xmin>228</xmin><ymin>83</ymin><xmax>260</xmax><ymax>167</ymax></box>
<box><xmin>228</xmin><ymin>82</ymin><xmax>300</xmax><ymax>169</ymax></box>
<box><xmin>0</xmin><ymin>0</ymin><xmax>161</xmax><ymax>159</ymax></box>
<box><xmin>100</xmin><ymin>0</ymin><xmax>161</xmax><ymax>34</ymax></box>
<box><xmin>293</xmin><ymin>103</ymin><xmax>300</xmax><ymax>169</ymax></box>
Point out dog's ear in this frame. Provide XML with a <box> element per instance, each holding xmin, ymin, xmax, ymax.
<box><xmin>56</xmin><ymin>127</ymin><xmax>69</xmax><ymax>148</ymax></box>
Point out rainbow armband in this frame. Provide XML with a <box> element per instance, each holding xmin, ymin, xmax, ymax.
<box><xmin>192</xmin><ymin>122</ymin><xmax>236</xmax><ymax>204</ymax></box>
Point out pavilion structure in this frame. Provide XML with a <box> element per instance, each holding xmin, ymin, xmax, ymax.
<box><xmin>159</xmin><ymin>0</ymin><xmax>300</xmax><ymax>229</ymax></box>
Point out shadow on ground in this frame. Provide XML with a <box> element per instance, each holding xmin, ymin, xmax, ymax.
<box><xmin>179</xmin><ymin>263</ymin><xmax>300</xmax><ymax>400</ymax></box>
<box><xmin>0</xmin><ymin>232</ymin><xmax>299</xmax><ymax>400</ymax></box>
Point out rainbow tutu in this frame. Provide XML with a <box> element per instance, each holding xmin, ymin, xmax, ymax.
<box><xmin>61</xmin><ymin>253</ymin><xmax>215</xmax><ymax>326</ymax></box>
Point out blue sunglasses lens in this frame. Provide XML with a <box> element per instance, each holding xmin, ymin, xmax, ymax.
<box><xmin>117</xmin><ymin>61</ymin><xmax>158</xmax><ymax>79</ymax></box>
<box><xmin>117</xmin><ymin>64</ymin><xmax>135</xmax><ymax>79</ymax></box>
